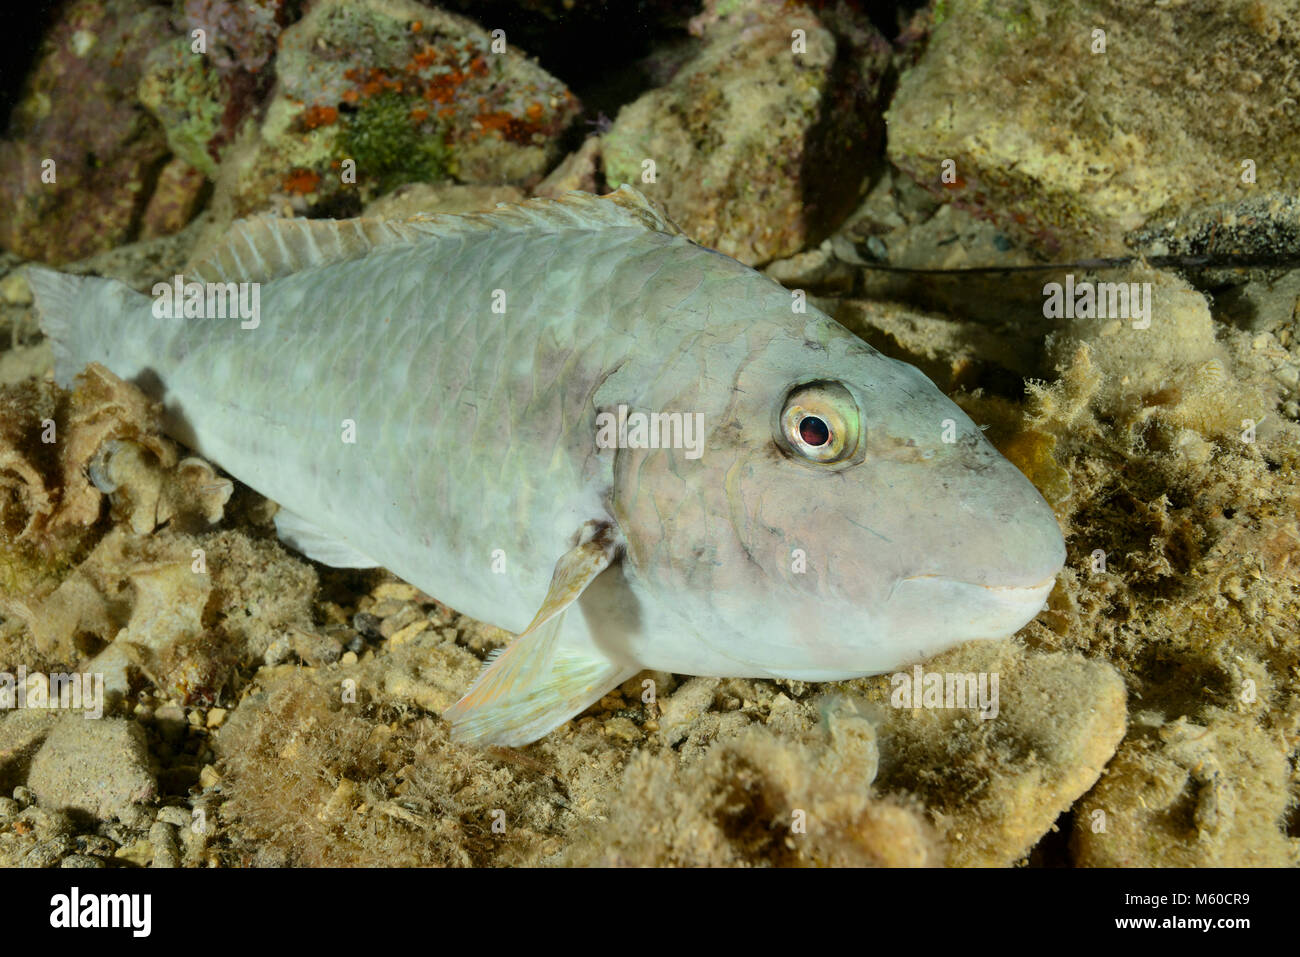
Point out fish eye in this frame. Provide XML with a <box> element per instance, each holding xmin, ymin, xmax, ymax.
<box><xmin>778</xmin><ymin>381</ymin><xmax>861</xmax><ymax>464</ymax></box>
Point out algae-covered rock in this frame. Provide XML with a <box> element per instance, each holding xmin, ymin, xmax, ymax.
<box><xmin>863</xmin><ymin>641</ymin><xmax>1127</xmax><ymax>866</ymax></box>
<box><xmin>138</xmin><ymin>38</ymin><xmax>240</xmax><ymax>181</ymax></box>
<box><xmin>561</xmin><ymin>706</ymin><xmax>942</xmax><ymax>867</ymax></box>
<box><xmin>1043</xmin><ymin>266</ymin><xmax>1282</xmax><ymax>443</ymax></box>
<box><xmin>602</xmin><ymin>0</ymin><xmax>891</xmax><ymax>266</ymax></box>
<box><xmin>209</xmin><ymin>0</ymin><xmax>580</xmax><ymax>222</ymax></box>
<box><xmin>887</xmin><ymin>0</ymin><xmax>1300</xmax><ymax>254</ymax></box>
<box><xmin>1073</xmin><ymin>712</ymin><xmax>1299</xmax><ymax>866</ymax></box>
<box><xmin>136</xmin><ymin>1</ymin><xmax>285</xmax><ymax>222</ymax></box>
<box><xmin>0</xmin><ymin>0</ymin><xmax>172</xmax><ymax>264</ymax></box>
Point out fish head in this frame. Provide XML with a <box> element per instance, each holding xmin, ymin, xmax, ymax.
<box><xmin>613</xmin><ymin>313</ymin><xmax>1065</xmax><ymax>679</ymax></box>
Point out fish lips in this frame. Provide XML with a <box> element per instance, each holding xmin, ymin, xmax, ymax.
<box><xmin>886</xmin><ymin>570</ymin><xmax>1060</xmax><ymax>646</ymax></box>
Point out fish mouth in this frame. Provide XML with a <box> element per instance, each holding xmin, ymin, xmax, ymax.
<box><xmin>899</xmin><ymin>572</ymin><xmax>1058</xmax><ymax>597</ymax></box>
<box><xmin>885</xmin><ymin>571</ymin><xmax>1059</xmax><ymax>642</ymax></box>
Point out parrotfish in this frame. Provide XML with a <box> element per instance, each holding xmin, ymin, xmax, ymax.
<box><xmin>28</xmin><ymin>187</ymin><xmax>1065</xmax><ymax>746</ymax></box>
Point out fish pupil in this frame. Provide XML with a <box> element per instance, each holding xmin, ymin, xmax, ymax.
<box><xmin>799</xmin><ymin>415</ymin><xmax>830</xmax><ymax>447</ymax></box>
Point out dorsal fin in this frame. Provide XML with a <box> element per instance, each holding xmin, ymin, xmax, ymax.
<box><xmin>188</xmin><ymin>186</ymin><xmax>682</xmax><ymax>284</ymax></box>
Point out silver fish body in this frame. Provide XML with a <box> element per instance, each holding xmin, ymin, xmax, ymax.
<box><xmin>29</xmin><ymin>188</ymin><xmax>1065</xmax><ymax>745</ymax></box>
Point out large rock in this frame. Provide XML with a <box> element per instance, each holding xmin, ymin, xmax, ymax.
<box><xmin>1073</xmin><ymin>712</ymin><xmax>1299</xmax><ymax>866</ymax></box>
<box><xmin>208</xmin><ymin>0</ymin><xmax>580</xmax><ymax>222</ymax></box>
<box><xmin>868</xmin><ymin>641</ymin><xmax>1128</xmax><ymax>866</ymax></box>
<box><xmin>0</xmin><ymin>0</ymin><xmax>172</xmax><ymax>263</ymax></box>
<box><xmin>887</xmin><ymin>0</ymin><xmax>1300</xmax><ymax>255</ymax></box>
<box><xmin>602</xmin><ymin>0</ymin><xmax>891</xmax><ymax>266</ymax></box>
<box><xmin>28</xmin><ymin>716</ymin><xmax>156</xmax><ymax>821</ymax></box>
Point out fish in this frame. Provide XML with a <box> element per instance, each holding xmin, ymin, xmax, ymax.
<box><xmin>27</xmin><ymin>186</ymin><xmax>1066</xmax><ymax>747</ymax></box>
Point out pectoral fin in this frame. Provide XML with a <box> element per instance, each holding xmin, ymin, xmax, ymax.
<box><xmin>444</xmin><ymin>524</ymin><xmax>626</xmax><ymax>746</ymax></box>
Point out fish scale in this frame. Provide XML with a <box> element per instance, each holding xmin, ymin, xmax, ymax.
<box><xmin>29</xmin><ymin>187</ymin><xmax>1066</xmax><ymax>746</ymax></box>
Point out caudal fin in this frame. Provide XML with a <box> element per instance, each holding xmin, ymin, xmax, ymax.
<box><xmin>26</xmin><ymin>266</ymin><xmax>146</xmax><ymax>387</ymax></box>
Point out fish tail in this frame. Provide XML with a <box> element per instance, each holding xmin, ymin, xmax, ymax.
<box><xmin>27</xmin><ymin>267</ymin><xmax>151</xmax><ymax>388</ymax></box>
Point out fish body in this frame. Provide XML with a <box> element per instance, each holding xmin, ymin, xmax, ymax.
<box><xmin>29</xmin><ymin>187</ymin><xmax>1065</xmax><ymax>745</ymax></box>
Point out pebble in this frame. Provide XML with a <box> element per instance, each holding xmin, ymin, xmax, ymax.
<box><xmin>12</xmin><ymin>786</ymin><xmax>33</xmax><ymax>807</ymax></box>
<box><xmin>76</xmin><ymin>834</ymin><xmax>117</xmax><ymax>857</ymax></box>
<box><xmin>373</xmin><ymin>582</ymin><xmax>425</xmax><ymax>602</ymax></box>
<box><xmin>379</xmin><ymin>606</ymin><xmax>423</xmax><ymax>639</ymax></box>
<box><xmin>290</xmin><ymin>629</ymin><xmax>343</xmax><ymax>666</ymax></box>
<box><xmin>60</xmin><ymin>854</ymin><xmax>106</xmax><ymax>869</ymax></box>
<box><xmin>206</xmin><ymin>707</ymin><xmax>228</xmax><ymax>729</ymax></box>
<box><xmin>0</xmin><ymin>270</ymin><xmax>32</xmax><ymax>305</ymax></box>
<box><xmin>156</xmin><ymin>805</ymin><xmax>192</xmax><ymax>829</ymax></box>
<box><xmin>149</xmin><ymin>821</ymin><xmax>180</xmax><ymax>868</ymax></box>
<box><xmin>114</xmin><ymin>839</ymin><xmax>153</xmax><ymax>867</ymax></box>
<box><xmin>199</xmin><ymin>765</ymin><xmax>221</xmax><ymax>789</ymax></box>
<box><xmin>370</xmin><ymin>598</ymin><xmax>410</xmax><ymax>619</ymax></box>
<box><xmin>117</xmin><ymin>804</ymin><xmax>155</xmax><ymax>829</ymax></box>
<box><xmin>388</xmin><ymin>618</ymin><xmax>431</xmax><ymax>647</ymax></box>
<box><xmin>0</xmin><ymin>797</ymin><xmax>19</xmax><ymax>822</ymax></box>
<box><xmin>602</xmin><ymin>716</ymin><xmax>642</xmax><ymax>744</ymax></box>
<box><xmin>22</xmin><ymin>835</ymin><xmax>74</xmax><ymax>868</ymax></box>
<box><xmin>16</xmin><ymin>805</ymin><xmax>76</xmax><ymax>837</ymax></box>
<box><xmin>351</xmin><ymin>612</ymin><xmax>383</xmax><ymax>641</ymax></box>
<box><xmin>263</xmin><ymin>634</ymin><xmax>292</xmax><ymax>666</ymax></box>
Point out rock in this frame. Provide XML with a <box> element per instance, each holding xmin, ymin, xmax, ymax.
<box><xmin>563</xmin><ymin>717</ymin><xmax>940</xmax><ymax>867</ymax></box>
<box><xmin>376</xmin><ymin>604</ymin><xmax>422</xmax><ymax>638</ymax></box>
<box><xmin>28</xmin><ymin>716</ymin><xmax>156</xmax><ymax>821</ymax></box>
<box><xmin>0</xmin><ymin>709</ymin><xmax>60</xmax><ymax>793</ymax></box>
<box><xmin>655</xmin><ymin>677</ymin><xmax>718</xmax><ymax>747</ymax></box>
<box><xmin>155</xmin><ymin>805</ymin><xmax>192</xmax><ymax>829</ymax></box>
<box><xmin>148</xmin><ymin>821</ymin><xmax>181</xmax><ymax>868</ymax></box>
<box><xmin>0</xmin><ymin>270</ymin><xmax>33</xmax><ymax>306</ymax></box>
<box><xmin>138</xmin><ymin>158</ymin><xmax>210</xmax><ymax>240</ymax></box>
<box><xmin>114</xmin><ymin>838</ymin><xmax>154</xmax><ymax>866</ymax></box>
<box><xmin>75</xmin><ymin>834</ymin><xmax>117</xmax><ymax>858</ymax></box>
<box><xmin>206</xmin><ymin>0</ymin><xmax>579</xmax><ymax>224</ymax></box>
<box><xmin>886</xmin><ymin>0</ymin><xmax>1300</xmax><ymax>255</ymax></box>
<box><xmin>1073</xmin><ymin>712</ymin><xmax>1298</xmax><ymax>866</ymax></box>
<box><xmin>1044</xmin><ymin>268</ymin><xmax>1280</xmax><ymax>443</ymax></box>
<box><xmin>289</xmin><ymin>629</ymin><xmax>343</xmax><ymax>667</ymax></box>
<box><xmin>533</xmin><ymin>136</ymin><xmax>602</xmax><ymax>198</ymax></box>
<box><xmin>371</xmin><ymin>582</ymin><xmax>426</xmax><ymax>603</ymax></box>
<box><xmin>16</xmin><ymin>805</ymin><xmax>76</xmax><ymax>837</ymax></box>
<box><xmin>132</xmin><ymin>0</ymin><xmax>283</xmax><ymax>205</ymax></box>
<box><xmin>59</xmin><ymin>854</ymin><xmax>106</xmax><ymax>868</ymax></box>
<box><xmin>22</xmin><ymin>834</ymin><xmax>74</xmax><ymax>868</ymax></box>
<box><xmin>869</xmin><ymin>642</ymin><xmax>1127</xmax><ymax>866</ymax></box>
<box><xmin>387</xmin><ymin>618</ymin><xmax>430</xmax><ymax>647</ymax></box>
<box><xmin>0</xmin><ymin>0</ymin><xmax>172</xmax><ymax>263</ymax></box>
<box><xmin>602</xmin><ymin>0</ymin><xmax>890</xmax><ymax>265</ymax></box>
